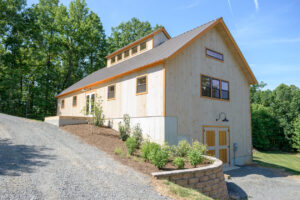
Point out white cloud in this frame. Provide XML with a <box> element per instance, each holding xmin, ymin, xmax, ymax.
<box><xmin>227</xmin><ymin>0</ymin><xmax>234</xmax><ymax>16</ymax></box>
<box><xmin>254</xmin><ymin>0</ymin><xmax>259</xmax><ymax>11</ymax></box>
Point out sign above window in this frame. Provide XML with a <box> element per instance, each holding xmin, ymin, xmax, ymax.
<box><xmin>206</xmin><ymin>48</ymin><xmax>224</xmax><ymax>61</ymax></box>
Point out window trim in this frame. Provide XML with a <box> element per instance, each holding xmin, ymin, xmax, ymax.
<box><xmin>200</xmin><ymin>74</ymin><xmax>230</xmax><ymax>101</ymax></box>
<box><xmin>136</xmin><ymin>74</ymin><xmax>148</xmax><ymax>95</ymax></box>
<box><xmin>107</xmin><ymin>84</ymin><xmax>116</xmax><ymax>100</ymax></box>
<box><xmin>205</xmin><ymin>48</ymin><xmax>224</xmax><ymax>62</ymax></box>
<box><xmin>72</xmin><ymin>96</ymin><xmax>77</xmax><ymax>107</ymax></box>
<box><xmin>61</xmin><ymin>99</ymin><xmax>65</xmax><ymax>109</ymax></box>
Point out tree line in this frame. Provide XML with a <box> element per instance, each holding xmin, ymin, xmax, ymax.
<box><xmin>251</xmin><ymin>83</ymin><xmax>300</xmax><ymax>152</ymax></box>
<box><xmin>0</xmin><ymin>0</ymin><xmax>160</xmax><ymax>120</ymax></box>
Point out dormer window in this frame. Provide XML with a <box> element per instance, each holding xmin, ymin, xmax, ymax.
<box><xmin>111</xmin><ymin>57</ymin><xmax>115</xmax><ymax>64</ymax></box>
<box><xmin>140</xmin><ymin>42</ymin><xmax>146</xmax><ymax>51</ymax></box>
<box><xmin>132</xmin><ymin>46</ymin><xmax>138</xmax><ymax>55</ymax></box>
<box><xmin>124</xmin><ymin>50</ymin><xmax>130</xmax><ymax>58</ymax></box>
<box><xmin>117</xmin><ymin>53</ymin><xmax>122</xmax><ymax>61</ymax></box>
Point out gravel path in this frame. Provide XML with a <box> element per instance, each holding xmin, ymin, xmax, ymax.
<box><xmin>0</xmin><ymin>113</ymin><xmax>168</xmax><ymax>200</ymax></box>
<box><xmin>225</xmin><ymin>166</ymin><xmax>300</xmax><ymax>200</ymax></box>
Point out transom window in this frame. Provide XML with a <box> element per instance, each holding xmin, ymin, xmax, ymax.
<box><xmin>201</xmin><ymin>75</ymin><xmax>229</xmax><ymax>100</ymax></box>
<box><xmin>140</xmin><ymin>42</ymin><xmax>146</xmax><ymax>51</ymax></box>
<box><xmin>124</xmin><ymin>50</ymin><xmax>130</xmax><ymax>58</ymax></box>
<box><xmin>107</xmin><ymin>84</ymin><xmax>115</xmax><ymax>100</ymax></box>
<box><xmin>132</xmin><ymin>46</ymin><xmax>138</xmax><ymax>55</ymax></box>
<box><xmin>61</xmin><ymin>99</ymin><xmax>65</xmax><ymax>109</ymax></box>
<box><xmin>136</xmin><ymin>75</ymin><xmax>147</xmax><ymax>95</ymax></box>
<box><xmin>72</xmin><ymin>96</ymin><xmax>77</xmax><ymax>107</ymax></box>
<box><xmin>117</xmin><ymin>53</ymin><xmax>122</xmax><ymax>61</ymax></box>
<box><xmin>206</xmin><ymin>48</ymin><xmax>224</xmax><ymax>61</ymax></box>
<box><xmin>111</xmin><ymin>56</ymin><xmax>115</xmax><ymax>64</ymax></box>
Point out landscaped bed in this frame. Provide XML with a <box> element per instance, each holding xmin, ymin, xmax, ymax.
<box><xmin>61</xmin><ymin>114</ymin><xmax>229</xmax><ymax>200</ymax></box>
<box><xmin>61</xmin><ymin>124</ymin><xmax>211</xmax><ymax>175</ymax></box>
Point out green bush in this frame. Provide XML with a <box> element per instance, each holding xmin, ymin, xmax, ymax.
<box><xmin>173</xmin><ymin>157</ymin><xmax>185</xmax><ymax>169</ymax></box>
<box><xmin>141</xmin><ymin>141</ymin><xmax>160</xmax><ymax>161</ymax></box>
<box><xmin>162</xmin><ymin>142</ymin><xmax>176</xmax><ymax>158</ymax></box>
<box><xmin>125</xmin><ymin>137</ymin><xmax>138</xmax><ymax>155</ymax></box>
<box><xmin>118</xmin><ymin>114</ymin><xmax>131</xmax><ymax>141</ymax></box>
<box><xmin>176</xmin><ymin>140</ymin><xmax>191</xmax><ymax>157</ymax></box>
<box><xmin>131</xmin><ymin>123</ymin><xmax>143</xmax><ymax>146</ymax></box>
<box><xmin>187</xmin><ymin>141</ymin><xmax>204</xmax><ymax>167</ymax></box>
<box><xmin>150</xmin><ymin>146</ymin><xmax>170</xmax><ymax>169</ymax></box>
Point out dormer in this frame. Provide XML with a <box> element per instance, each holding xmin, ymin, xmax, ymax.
<box><xmin>106</xmin><ymin>27</ymin><xmax>171</xmax><ymax>67</ymax></box>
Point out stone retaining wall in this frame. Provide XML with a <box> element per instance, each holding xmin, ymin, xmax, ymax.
<box><xmin>152</xmin><ymin>156</ymin><xmax>228</xmax><ymax>200</ymax></box>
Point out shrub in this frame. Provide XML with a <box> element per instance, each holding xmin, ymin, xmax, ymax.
<box><xmin>141</xmin><ymin>141</ymin><xmax>161</xmax><ymax>161</ymax></box>
<box><xmin>192</xmin><ymin>140</ymin><xmax>206</xmax><ymax>154</ymax></box>
<box><xmin>162</xmin><ymin>142</ymin><xmax>176</xmax><ymax>158</ymax></box>
<box><xmin>131</xmin><ymin>123</ymin><xmax>143</xmax><ymax>146</ymax></box>
<box><xmin>187</xmin><ymin>141</ymin><xmax>204</xmax><ymax>167</ymax></box>
<box><xmin>176</xmin><ymin>140</ymin><xmax>191</xmax><ymax>157</ymax></box>
<box><xmin>173</xmin><ymin>157</ymin><xmax>185</xmax><ymax>169</ymax></box>
<box><xmin>125</xmin><ymin>137</ymin><xmax>138</xmax><ymax>155</ymax></box>
<box><xmin>118</xmin><ymin>114</ymin><xmax>131</xmax><ymax>141</ymax></box>
<box><xmin>150</xmin><ymin>146</ymin><xmax>170</xmax><ymax>169</ymax></box>
<box><xmin>114</xmin><ymin>147</ymin><xmax>123</xmax><ymax>156</ymax></box>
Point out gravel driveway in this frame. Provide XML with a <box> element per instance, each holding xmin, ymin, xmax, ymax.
<box><xmin>225</xmin><ymin>166</ymin><xmax>300</xmax><ymax>200</ymax></box>
<box><xmin>0</xmin><ymin>113</ymin><xmax>168</xmax><ymax>200</ymax></box>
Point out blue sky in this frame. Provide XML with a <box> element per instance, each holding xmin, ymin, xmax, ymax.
<box><xmin>27</xmin><ymin>0</ymin><xmax>300</xmax><ymax>90</ymax></box>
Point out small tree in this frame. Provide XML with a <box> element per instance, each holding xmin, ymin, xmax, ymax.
<box><xmin>81</xmin><ymin>95</ymin><xmax>105</xmax><ymax>130</ymax></box>
<box><xmin>118</xmin><ymin>114</ymin><xmax>131</xmax><ymax>141</ymax></box>
<box><xmin>131</xmin><ymin>123</ymin><xmax>143</xmax><ymax>146</ymax></box>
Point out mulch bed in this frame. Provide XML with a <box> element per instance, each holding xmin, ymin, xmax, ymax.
<box><xmin>62</xmin><ymin>124</ymin><xmax>210</xmax><ymax>175</ymax></box>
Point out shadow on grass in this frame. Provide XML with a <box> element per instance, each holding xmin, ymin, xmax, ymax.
<box><xmin>0</xmin><ymin>139</ymin><xmax>56</xmax><ymax>176</ymax></box>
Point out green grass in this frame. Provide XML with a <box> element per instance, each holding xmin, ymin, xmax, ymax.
<box><xmin>162</xmin><ymin>180</ymin><xmax>212</xmax><ymax>200</ymax></box>
<box><xmin>253</xmin><ymin>151</ymin><xmax>300</xmax><ymax>175</ymax></box>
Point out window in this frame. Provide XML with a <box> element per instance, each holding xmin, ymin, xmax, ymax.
<box><xmin>61</xmin><ymin>99</ymin><xmax>65</xmax><ymax>109</ymax></box>
<box><xmin>117</xmin><ymin>53</ymin><xmax>122</xmax><ymax>61</ymax></box>
<box><xmin>111</xmin><ymin>56</ymin><xmax>115</xmax><ymax>64</ymax></box>
<box><xmin>201</xmin><ymin>75</ymin><xmax>211</xmax><ymax>97</ymax></box>
<box><xmin>72</xmin><ymin>96</ymin><xmax>77</xmax><ymax>107</ymax></box>
<box><xmin>212</xmin><ymin>79</ymin><xmax>220</xmax><ymax>98</ymax></box>
<box><xmin>132</xmin><ymin>46</ymin><xmax>138</xmax><ymax>55</ymax></box>
<box><xmin>221</xmin><ymin>81</ymin><xmax>229</xmax><ymax>100</ymax></box>
<box><xmin>91</xmin><ymin>94</ymin><xmax>95</xmax><ymax>113</ymax></box>
<box><xmin>201</xmin><ymin>75</ymin><xmax>229</xmax><ymax>100</ymax></box>
<box><xmin>124</xmin><ymin>50</ymin><xmax>130</xmax><ymax>58</ymax></box>
<box><xmin>140</xmin><ymin>42</ymin><xmax>146</xmax><ymax>51</ymax></box>
<box><xmin>206</xmin><ymin>48</ymin><xmax>224</xmax><ymax>61</ymax></box>
<box><xmin>136</xmin><ymin>75</ymin><xmax>147</xmax><ymax>95</ymax></box>
<box><xmin>86</xmin><ymin>93</ymin><xmax>95</xmax><ymax>115</ymax></box>
<box><xmin>107</xmin><ymin>84</ymin><xmax>115</xmax><ymax>100</ymax></box>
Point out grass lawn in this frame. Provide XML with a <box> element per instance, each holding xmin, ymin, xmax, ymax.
<box><xmin>153</xmin><ymin>179</ymin><xmax>213</xmax><ymax>200</ymax></box>
<box><xmin>253</xmin><ymin>151</ymin><xmax>300</xmax><ymax>175</ymax></box>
